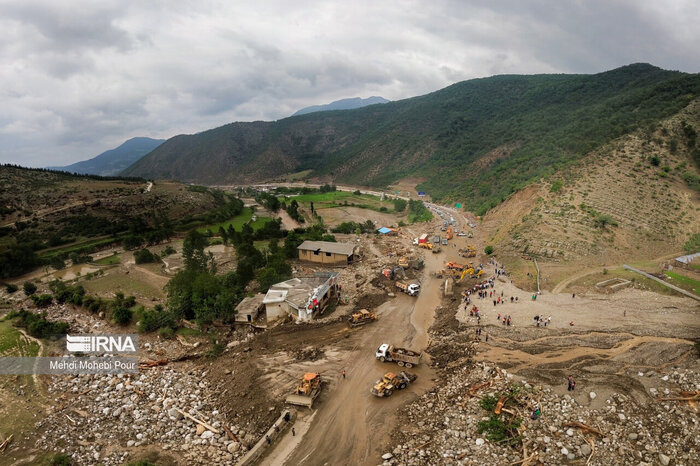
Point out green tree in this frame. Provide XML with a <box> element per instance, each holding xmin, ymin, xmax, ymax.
<box><xmin>393</xmin><ymin>198</ymin><xmax>407</xmax><ymax>212</ymax></box>
<box><xmin>485</xmin><ymin>245</ymin><xmax>494</xmax><ymax>255</ymax></box>
<box><xmin>182</xmin><ymin>230</ymin><xmax>210</xmax><ymax>272</ymax></box>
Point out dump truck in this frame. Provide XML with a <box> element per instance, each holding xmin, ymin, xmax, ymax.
<box><xmin>376</xmin><ymin>343</ymin><xmax>422</xmax><ymax>367</ymax></box>
<box><xmin>285</xmin><ymin>373</ymin><xmax>322</xmax><ymax>408</ymax></box>
<box><xmin>445</xmin><ymin>261</ymin><xmax>465</xmax><ymax>271</ymax></box>
<box><xmin>347</xmin><ymin>309</ymin><xmax>377</xmax><ymax>327</ymax></box>
<box><xmin>396</xmin><ymin>281</ymin><xmax>420</xmax><ymax>296</ymax></box>
<box><xmin>370</xmin><ymin>371</ymin><xmax>417</xmax><ymax>397</ymax></box>
<box><xmin>446</xmin><ymin>226</ymin><xmax>454</xmax><ymax>240</ymax></box>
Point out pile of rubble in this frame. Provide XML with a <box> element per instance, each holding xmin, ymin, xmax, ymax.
<box><xmin>36</xmin><ymin>367</ymin><xmax>258</xmax><ymax>465</ymax></box>
<box><xmin>385</xmin><ymin>362</ymin><xmax>700</xmax><ymax>465</ymax></box>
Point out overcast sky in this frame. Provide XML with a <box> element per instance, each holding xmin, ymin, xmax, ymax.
<box><xmin>1</xmin><ymin>0</ymin><xmax>698</xmax><ymax>167</ymax></box>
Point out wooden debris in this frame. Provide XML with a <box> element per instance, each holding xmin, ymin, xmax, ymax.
<box><xmin>563</xmin><ymin>421</ymin><xmax>604</xmax><ymax>437</ymax></box>
<box><xmin>494</xmin><ymin>394</ymin><xmax>508</xmax><ymax>415</ymax></box>
<box><xmin>174</xmin><ymin>408</ymin><xmax>220</xmax><ymax>434</ymax></box>
<box><xmin>223</xmin><ymin>425</ymin><xmax>239</xmax><ymax>443</ymax></box>
<box><xmin>138</xmin><ymin>358</ymin><xmax>168</xmax><ymax>369</ymax></box>
<box><xmin>133</xmin><ymin>387</ymin><xmax>145</xmax><ymax>398</ymax></box>
<box><xmin>0</xmin><ymin>435</ymin><xmax>13</xmax><ymax>453</ymax></box>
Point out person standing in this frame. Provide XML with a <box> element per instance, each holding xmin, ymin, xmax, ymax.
<box><xmin>342</xmin><ymin>369</ymin><xmax>346</xmax><ymax>379</ymax></box>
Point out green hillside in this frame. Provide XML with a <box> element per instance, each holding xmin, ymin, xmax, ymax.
<box><xmin>123</xmin><ymin>64</ymin><xmax>700</xmax><ymax>213</ymax></box>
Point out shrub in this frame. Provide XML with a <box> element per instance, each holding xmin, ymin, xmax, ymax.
<box><xmin>7</xmin><ymin>309</ymin><xmax>69</xmax><ymax>338</ymax></box>
<box><xmin>134</xmin><ymin>248</ymin><xmax>158</xmax><ymax>264</ymax></box>
<box><xmin>5</xmin><ymin>283</ymin><xmax>18</xmax><ymax>293</ymax></box>
<box><xmin>549</xmin><ymin>180</ymin><xmax>563</xmax><ymax>193</ymax></box>
<box><xmin>353</xmin><ymin>189</ymin><xmax>361</xmax><ymax>195</ymax></box>
<box><xmin>23</xmin><ymin>281</ymin><xmax>37</xmax><ymax>296</ymax></box>
<box><xmin>50</xmin><ymin>453</ymin><xmax>72</xmax><ymax>466</ymax></box>
<box><xmin>112</xmin><ymin>306</ymin><xmax>133</xmax><ymax>325</ymax></box>
<box><xmin>593</xmin><ymin>213</ymin><xmax>618</xmax><ymax>228</ymax></box>
<box><xmin>138</xmin><ymin>305</ymin><xmax>177</xmax><ymax>333</ymax></box>
<box><xmin>161</xmin><ymin>245</ymin><xmax>177</xmax><ymax>257</ymax></box>
<box><xmin>158</xmin><ymin>326</ymin><xmax>175</xmax><ymax>339</ymax></box>
<box><xmin>485</xmin><ymin>245</ymin><xmax>494</xmax><ymax>255</ymax></box>
<box><xmin>31</xmin><ymin>294</ymin><xmax>53</xmax><ymax>307</ymax></box>
<box><xmin>649</xmin><ymin>154</ymin><xmax>661</xmax><ymax>166</ymax></box>
<box><xmin>477</xmin><ymin>415</ymin><xmax>522</xmax><ymax>445</ymax></box>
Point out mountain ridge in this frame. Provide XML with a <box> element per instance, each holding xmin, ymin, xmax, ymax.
<box><xmin>49</xmin><ymin>137</ymin><xmax>164</xmax><ymax>176</ymax></box>
<box><xmin>122</xmin><ymin>64</ymin><xmax>700</xmax><ymax>213</ymax></box>
<box><xmin>292</xmin><ymin>96</ymin><xmax>389</xmax><ymax>116</ymax></box>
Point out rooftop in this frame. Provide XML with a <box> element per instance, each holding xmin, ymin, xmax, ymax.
<box><xmin>297</xmin><ymin>240</ymin><xmax>356</xmax><ymax>256</ymax></box>
<box><xmin>235</xmin><ymin>294</ymin><xmax>265</xmax><ymax>314</ymax></box>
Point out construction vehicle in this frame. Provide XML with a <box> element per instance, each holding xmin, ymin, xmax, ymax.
<box><xmin>376</xmin><ymin>343</ymin><xmax>422</xmax><ymax>368</ymax></box>
<box><xmin>370</xmin><ymin>371</ymin><xmax>417</xmax><ymax>397</ymax></box>
<box><xmin>459</xmin><ymin>244</ymin><xmax>477</xmax><ymax>258</ymax></box>
<box><xmin>409</xmin><ymin>258</ymin><xmax>424</xmax><ymax>270</ymax></box>
<box><xmin>419</xmin><ymin>242</ymin><xmax>433</xmax><ymax>250</ymax></box>
<box><xmin>398</xmin><ymin>256</ymin><xmax>409</xmax><ymax>268</ymax></box>
<box><xmin>445</xmin><ymin>261</ymin><xmax>466</xmax><ymax>271</ymax></box>
<box><xmin>396</xmin><ymin>281</ymin><xmax>420</xmax><ymax>296</ymax></box>
<box><xmin>382</xmin><ymin>266</ymin><xmax>406</xmax><ymax>280</ymax></box>
<box><xmin>446</xmin><ymin>226</ymin><xmax>454</xmax><ymax>240</ymax></box>
<box><xmin>347</xmin><ymin>309</ymin><xmax>377</xmax><ymax>327</ymax></box>
<box><xmin>418</xmin><ymin>233</ymin><xmax>429</xmax><ymax>244</ymax></box>
<box><xmin>285</xmin><ymin>373</ymin><xmax>322</xmax><ymax>408</ymax></box>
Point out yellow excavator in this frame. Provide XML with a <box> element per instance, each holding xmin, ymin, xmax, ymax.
<box><xmin>419</xmin><ymin>242</ymin><xmax>433</xmax><ymax>250</ymax></box>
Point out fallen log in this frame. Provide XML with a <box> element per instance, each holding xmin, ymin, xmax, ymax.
<box><xmin>174</xmin><ymin>408</ymin><xmax>220</xmax><ymax>434</ymax></box>
<box><xmin>0</xmin><ymin>434</ymin><xmax>13</xmax><ymax>453</ymax></box>
<box><xmin>563</xmin><ymin>421</ymin><xmax>604</xmax><ymax>437</ymax></box>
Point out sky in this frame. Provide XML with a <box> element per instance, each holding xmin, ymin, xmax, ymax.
<box><xmin>1</xmin><ymin>0</ymin><xmax>698</xmax><ymax>168</ymax></box>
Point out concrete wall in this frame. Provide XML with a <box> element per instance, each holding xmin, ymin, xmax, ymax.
<box><xmin>265</xmin><ymin>302</ymin><xmax>289</xmax><ymax>322</ymax></box>
<box><xmin>236</xmin><ymin>410</ymin><xmax>296</xmax><ymax>466</ymax></box>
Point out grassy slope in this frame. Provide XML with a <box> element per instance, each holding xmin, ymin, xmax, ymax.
<box><xmin>481</xmin><ymin>98</ymin><xmax>700</xmax><ymax>269</ymax></box>
<box><xmin>123</xmin><ymin>64</ymin><xmax>700</xmax><ymax>213</ymax></box>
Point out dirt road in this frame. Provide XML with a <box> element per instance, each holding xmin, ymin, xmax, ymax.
<box><xmin>265</xmin><ymin>257</ymin><xmax>445</xmax><ymax>465</ymax></box>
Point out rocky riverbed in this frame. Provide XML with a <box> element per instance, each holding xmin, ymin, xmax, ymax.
<box><xmin>384</xmin><ymin>362</ymin><xmax>699</xmax><ymax>466</ymax></box>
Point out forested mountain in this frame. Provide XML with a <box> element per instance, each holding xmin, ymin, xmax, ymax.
<box><xmin>49</xmin><ymin>137</ymin><xmax>164</xmax><ymax>176</ymax></box>
<box><xmin>292</xmin><ymin>96</ymin><xmax>389</xmax><ymax>116</ymax></box>
<box><xmin>122</xmin><ymin>64</ymin><xmax>700</xmax><ymax>213</ymax></box>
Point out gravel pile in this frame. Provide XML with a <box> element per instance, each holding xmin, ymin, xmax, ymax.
<box><xmin>36</xmin><ymin>367</ymin><xmax>257</xmax><ymax>465</ymax></box>
<box><xmin>385</xmin><ymin>363</ymin><xmax>700</xmax><ymax>466</ymax></box>
<box><xmin>382</xmin><ymin>363</ymin><xmax>700</xmax><ymax>466</ymax></box>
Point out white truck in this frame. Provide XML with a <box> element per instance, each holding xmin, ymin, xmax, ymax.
<box><xmin>375</xmin><ymin>343</ymin><xmax>422</xmax><ymax>368</ymax></box>
<box><xmin>395</xmin><ymin>281</ymin><xmax>420</xmax><ymax>296</ymax></box>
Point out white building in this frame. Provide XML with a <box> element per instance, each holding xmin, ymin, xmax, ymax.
<box><xmin>262</xmin><ymin>272</ymin><xmax>340</xmax><ymax>322</ymax></box>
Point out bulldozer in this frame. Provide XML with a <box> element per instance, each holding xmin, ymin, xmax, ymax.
<box><xmin>347</xmin><ymin>309</ymin><xmax>377</xmax><ymax>327</ymax></box>
<box><xmin>286</xmin><ymin>373</ymin><xmax>323</xmax><ymax>408</ymax></box>
<box><xmin>371</xmin><ymin>371</ymin><xmax>417</xmax><ymax>397</ymax></box>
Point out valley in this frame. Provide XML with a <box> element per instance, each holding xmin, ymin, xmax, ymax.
<box><xmin>0</xmin><ymin>65</ymin><xmax>699</xmax><ymax>466</ymax></box>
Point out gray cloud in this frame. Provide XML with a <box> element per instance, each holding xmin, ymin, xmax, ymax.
<box><xmin>0</xmin><ymin>0</ymin><xmax>698</xmax><ymax>167</ymax></box>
